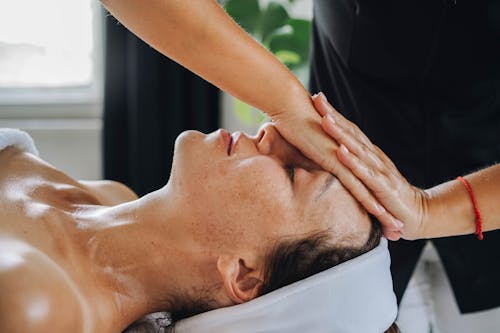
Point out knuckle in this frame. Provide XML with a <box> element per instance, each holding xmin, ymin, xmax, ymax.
<box><xmin>359</xmin><ymin>144</ymin><xmax>371</xmax><ymax>156</ymax></box>
<box><xmin>361</xmin><ymin>164</ymin><xmax>376</xmax><ymax>179</ymax></box>
<box><xmin>370</xmin><ymin>155</ymin><xmax>384</xmax><ymax>170</ymax></box>
<box><xmin>322</xmin><ymin>155</ymin><xmax>342</xmax><ymax>174</ymax></box>
<box><xmin>347</xmin><ymin>124</ymin><xmax>357</xmax><ymax>136</ymax></box>
<box><xmin>376</xmin><ymin>177</ymin><xmax>391</xmax><ymax>191</ymax></box>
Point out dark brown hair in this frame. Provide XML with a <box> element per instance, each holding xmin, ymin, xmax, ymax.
<box><xmin>130</xmin><ymin>221</ymin><xmax>399</xmax><ymax>332</ymax></box>
<box><xmin>260</xmin><ymin>221</ymin><xmax>381</xmax><ymax>294</ymax></box>
<box><xmin>260</xmin><ymin>220</ymin><xmax>399</xmax><ymax>333</ymax></box>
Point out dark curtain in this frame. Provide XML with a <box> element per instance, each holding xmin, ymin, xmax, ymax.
<box><xmin>103</xmin><ymin>18</ymin><xmax>220</xmax><ymax>196</ymax></box>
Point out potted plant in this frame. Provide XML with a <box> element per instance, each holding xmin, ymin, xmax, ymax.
<box><xmin>221</xmin><ymin>0</ymin><xmax>311</xmax><ymax>126</ymax></box>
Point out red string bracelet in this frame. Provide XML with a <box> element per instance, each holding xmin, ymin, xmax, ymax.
<box><xmin>457</xmin><ymin>176</ymin><xmax>484</xmax><ymax>240</ymax></box>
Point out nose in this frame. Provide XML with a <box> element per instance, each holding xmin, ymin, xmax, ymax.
<box><xmin>254</xmin><ymin>123</ymin><xmax>280</xmax><ymax>155</ymax></box>
<box><xmin>253</xmin><ymin>123</ymin><xmax>322</xmax><ymax>171</ymax></box>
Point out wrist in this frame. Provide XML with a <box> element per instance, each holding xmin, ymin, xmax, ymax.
<box><xmin>417</xmin><ymin>188</ymin><xmax>434</xmax><ymax>239</ymax></box>
<box><xmin>269</xmin><ymin>80</ymin><xmax>314</xmax><ymax>121</ymax></box>
<box><xmin>420</xmin><ymin>179</ymin><xmax>476</xmax><ymax>239</ymax></box>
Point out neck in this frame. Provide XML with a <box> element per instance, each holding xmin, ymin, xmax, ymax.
<box><xmin>79</xmin><ymin>184</ymin><xmax>213</xmax><ymax>329</ymax></box>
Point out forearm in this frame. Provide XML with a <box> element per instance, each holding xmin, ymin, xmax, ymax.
<box><xmin>422</xmin><ymin>164</ymin><xmax>500</xmax><ymax>239</ymax></box>
<box><xmin>100</xmin><ymin>0</ymin><xmax>312</xmax><ymax>118</ymax></box>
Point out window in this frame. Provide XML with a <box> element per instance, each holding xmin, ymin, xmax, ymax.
<box><xmin>0</xmin><ymin>0</ymin><xmax>104</xmax><ymax>180</ymax></box>
<box><xmin>0</xmin><ymin>0</ymin><xmax>103</xmax><ymax>109</ymax></box>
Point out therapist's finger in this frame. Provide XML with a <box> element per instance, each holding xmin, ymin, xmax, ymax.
<box><xmin>311</xmin><ymin>92</ymin><xmax>346</xmax><ymax>121</ymax></box>
<box><xmin>321</xmin><ymin>115</ymin><xmax>384</xmax><ymax>171</ymax></box>
<box><xmin>312</xmin><ymin>93</ymin><xmax>372</xmax><ymax>147</ymax></box>
<box><xmin>335</xmin><ymin>143</ymin><xmax>405</xmax><ymax>230</ymax></box>
<box><xmin>328</xmin><ymin>157</ymin><xmax>404</xmax><ymax>232</ymax></box>
<box><xmin>336</xmin><ymin>144</ymin><xmax>388</xmax><ymax>195</ymax></box>
<box><xmin>322</xmin><ymin>114</ymin><xmax>402</xmax><ymax>202</ymax></box>
<box><xmin>273</xmin><ymin>107</ymin><xmax>403</xmax><ymax>233</ymax></box>
<box><xmin>384</xmin><ymin>230</ymin><xmax>402</xmax><ymax>241</ymax></box>
<box><xmin>317</xmin><ymin>125</ymin><xmax>405</xmax><ymax>233</ymax></box>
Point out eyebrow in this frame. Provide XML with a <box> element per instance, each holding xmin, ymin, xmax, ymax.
<box><xmin>315</xmin><ymin>174</ymin><xmax>336</xmax><ymax>201</ymax></box>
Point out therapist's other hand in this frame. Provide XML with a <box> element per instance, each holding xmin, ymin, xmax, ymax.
<box><xmin>273</xmin><ymin>110</ymin><xmax>401</xmax><ymax>240</ymax></box>
<box><xmin>312</xmin><ymin>93</ymin><xmax>428</xmax><ymax>241</ymax></box>
<box><xmin>274</xmin><ymin>94</ymin><xmax>404</xmax><ymax>240</ymax></box>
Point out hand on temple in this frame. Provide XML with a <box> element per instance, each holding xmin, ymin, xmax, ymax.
<box><xmin>272</xmin><ymin>100</ymin><xmax>406</xmax><ymax>240</ymax></box>
<box><xmin>311</xmin><ymin>93</ymin><xmax>428</xmax><ymax>241</ymax></box>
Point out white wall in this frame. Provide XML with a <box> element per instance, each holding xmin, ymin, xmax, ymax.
<box><xmin>0</xmin><ymin>105</ymin><xmax>102</xmax><ymax>180</ymax></box>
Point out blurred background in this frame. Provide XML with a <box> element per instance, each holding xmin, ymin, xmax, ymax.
<box><xmin>0</xmin><ymin>0</ymin><xmax>312</xmax><ymax>196</ymax></box>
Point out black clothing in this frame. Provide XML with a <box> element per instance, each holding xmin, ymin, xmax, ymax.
<box><xmin>310</xmin><ymin>0</ymin><xmax>500</xmax><ymax>313</ymax></box>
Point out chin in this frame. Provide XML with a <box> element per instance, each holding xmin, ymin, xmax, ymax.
<box><xmin>173</xmin><ymin>130</ymin><xmax>205</xmax><ymax>159</ymax></box>
<box><xmin>175</xmin><ymin>130</ymin><xmax>204</xmax><ymax>148</ymax></box>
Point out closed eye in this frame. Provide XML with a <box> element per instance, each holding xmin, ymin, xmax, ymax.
<box><xmin>285</xmin><ymin>164</ymin><xmax>295</xmax><ymax>182</ymax></box>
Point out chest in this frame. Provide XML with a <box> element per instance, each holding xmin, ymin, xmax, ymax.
<box><xmin>0</xmin><ymin>149</ymin><xmax>100</xmax><ymax>264</ymax></box>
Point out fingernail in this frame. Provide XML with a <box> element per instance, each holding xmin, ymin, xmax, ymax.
<box><xmin>312</xmin><ymin>93</ymin><xmax>319</xmax><ymax>98</ymax></box>
<box><xmin>394</xmin><ymin>219</ymin><xmax>404</xmax><ymax>229</ymax></box>
<box><xmin>319</xmin><ymin>94</ymin><xmax>334</xmax><ymax>115</ymax></box>
<box><xmin>339</xmin><ymin>144</ymin><xmax>349</xmax><ymax>154</ymax></box>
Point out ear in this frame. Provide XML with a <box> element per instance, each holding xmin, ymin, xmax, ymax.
<box><xmin>216</xmin><ymin>255</ymin><xmax>263</xmax><ymax>304</ymax></box>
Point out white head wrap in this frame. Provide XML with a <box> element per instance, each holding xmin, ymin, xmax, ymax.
<box><xmin>174</xmin><ymin>238</ymin><xmax>397</xmax><ymax>333</ymax></box>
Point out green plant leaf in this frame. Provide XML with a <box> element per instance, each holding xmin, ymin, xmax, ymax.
<box><xmin>233</xmin><ymin>98</ymin><xmax>269</xmax><ymax>126</ymax></box>
<box><xmin>224</xmin><ymin>0</ymin><xmax>261</xmax><ymax>34</ymax></box>
<box><xmin>259</xmin><ymin>3</ymin><xmax>289</xmax><ymax>42</ymax></box>
<box><xmin>223</xmin><ymin>1</ymin><xmax>311</xmax><ymax>124</ymax></box>
<box><xmin>274</xmin><ymin>50</ymin><xmax>300</xmax><ymax>65</ymax></box>
<box><xmin>268</xmin><ymin>18</ymin><xmax>311</xmax><ymax>69</ymax></box>
<box><xmin>256</xmin><ymin>111</ymin><xmax>270</xmax><ymax>124</ymax></box>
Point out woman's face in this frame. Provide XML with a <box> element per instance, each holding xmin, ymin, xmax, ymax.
<box><xmin>169</xmin><ymin>123</ymin><xmax>371</xmax><ymax>252</ymax></box>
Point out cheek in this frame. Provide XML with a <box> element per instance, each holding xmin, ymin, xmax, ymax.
<box><xmin>175</xmin><ymin>155</ymin><xmax>293</xmax><ymax>239</ymax></box>
<box><xmin>210</xmin><ymin>165</ymin><xmax>292</xmax><ymax>235</ymax></box>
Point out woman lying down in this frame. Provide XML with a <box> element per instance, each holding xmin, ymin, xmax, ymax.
<box><xmin>0</xmin><ymin>125</ymin><xmax>398</xmax><ymax>333</ymax></box>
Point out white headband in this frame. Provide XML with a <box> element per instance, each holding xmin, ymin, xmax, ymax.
<box><xmin>174</xmin><ymin>238</ymin><xmax>397</xmax><ymax>333</ymax></box>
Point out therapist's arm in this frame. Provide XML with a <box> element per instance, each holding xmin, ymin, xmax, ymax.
<box><xmin>313</xmin><ymin>93</ymin><xmax>500</xmax><ymax>240</ymax></box>
<box><xmin>423</xmin><ymin>165</ymin><xmax>500</xmax><ymax>239</ymax></box>
<box><xmin>100</xmin><ymin>0</ymin><xmax>303</xmax><ymax>118</ymax></box>
<box><xmin>100</xmin><ymin>0</ymin><xmax>404</xmax><ymax>235</ymax></box>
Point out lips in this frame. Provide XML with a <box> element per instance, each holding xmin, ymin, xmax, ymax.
<box><xmin>219</xmin><ymin>129</ymin><xmax>233</xmax><ymax>155</ymax></box>
<box><xmin>219</xmin><ymin>129</ymin><xmax>242</xmax><ymax>155</ymax></box>
<box><xmin>228</xmin><ymin>135</ymin><xmax>233</xmax><ymax>155</ymax></box>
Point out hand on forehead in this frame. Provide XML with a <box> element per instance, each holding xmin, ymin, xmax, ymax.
<box><xmin>259</xmin><ymin>123</ymin><xmax>323</xmax><ymax>172</ymax></box>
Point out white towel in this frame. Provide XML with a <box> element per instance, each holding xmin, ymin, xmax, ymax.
<box><xmin>175</xmin><ymin>238</ymin><xmax>397</xmax><ymax>333</ymax></box>
<box><xmin>0</xmin><ymin>128</ymin><xmax>39</xmax><ymax>156</ymax></box>
<box><xmin>124</xmin><ymin>239</ymin><xmax>397</xmax><ymax>333</ymax></box>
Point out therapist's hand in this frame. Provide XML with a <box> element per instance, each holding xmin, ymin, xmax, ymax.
<box><xmin>272</xmin><ymin>93</ymin><xmax>405</xmax><ymax>240</ymax></box>
<box><xmin>311</xmin><ymin>93</ymin><xmax>428</xmax><ymax>241</ymax></box>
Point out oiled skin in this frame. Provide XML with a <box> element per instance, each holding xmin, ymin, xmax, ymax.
<box><xmin>0</xmin><ymin>147</ymin><xmax>137</xmax><ymax>333</ymax></box>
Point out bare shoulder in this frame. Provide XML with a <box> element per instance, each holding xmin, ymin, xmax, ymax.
<box><xmin>79</xmin><ymin>180</ymin><xmax>139</xmax><ymax>205</ymax></box>
<box><xmin>0</xmin><ymin>238</ymin><xmax>87</xmax><ymax>333</ymax></box>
